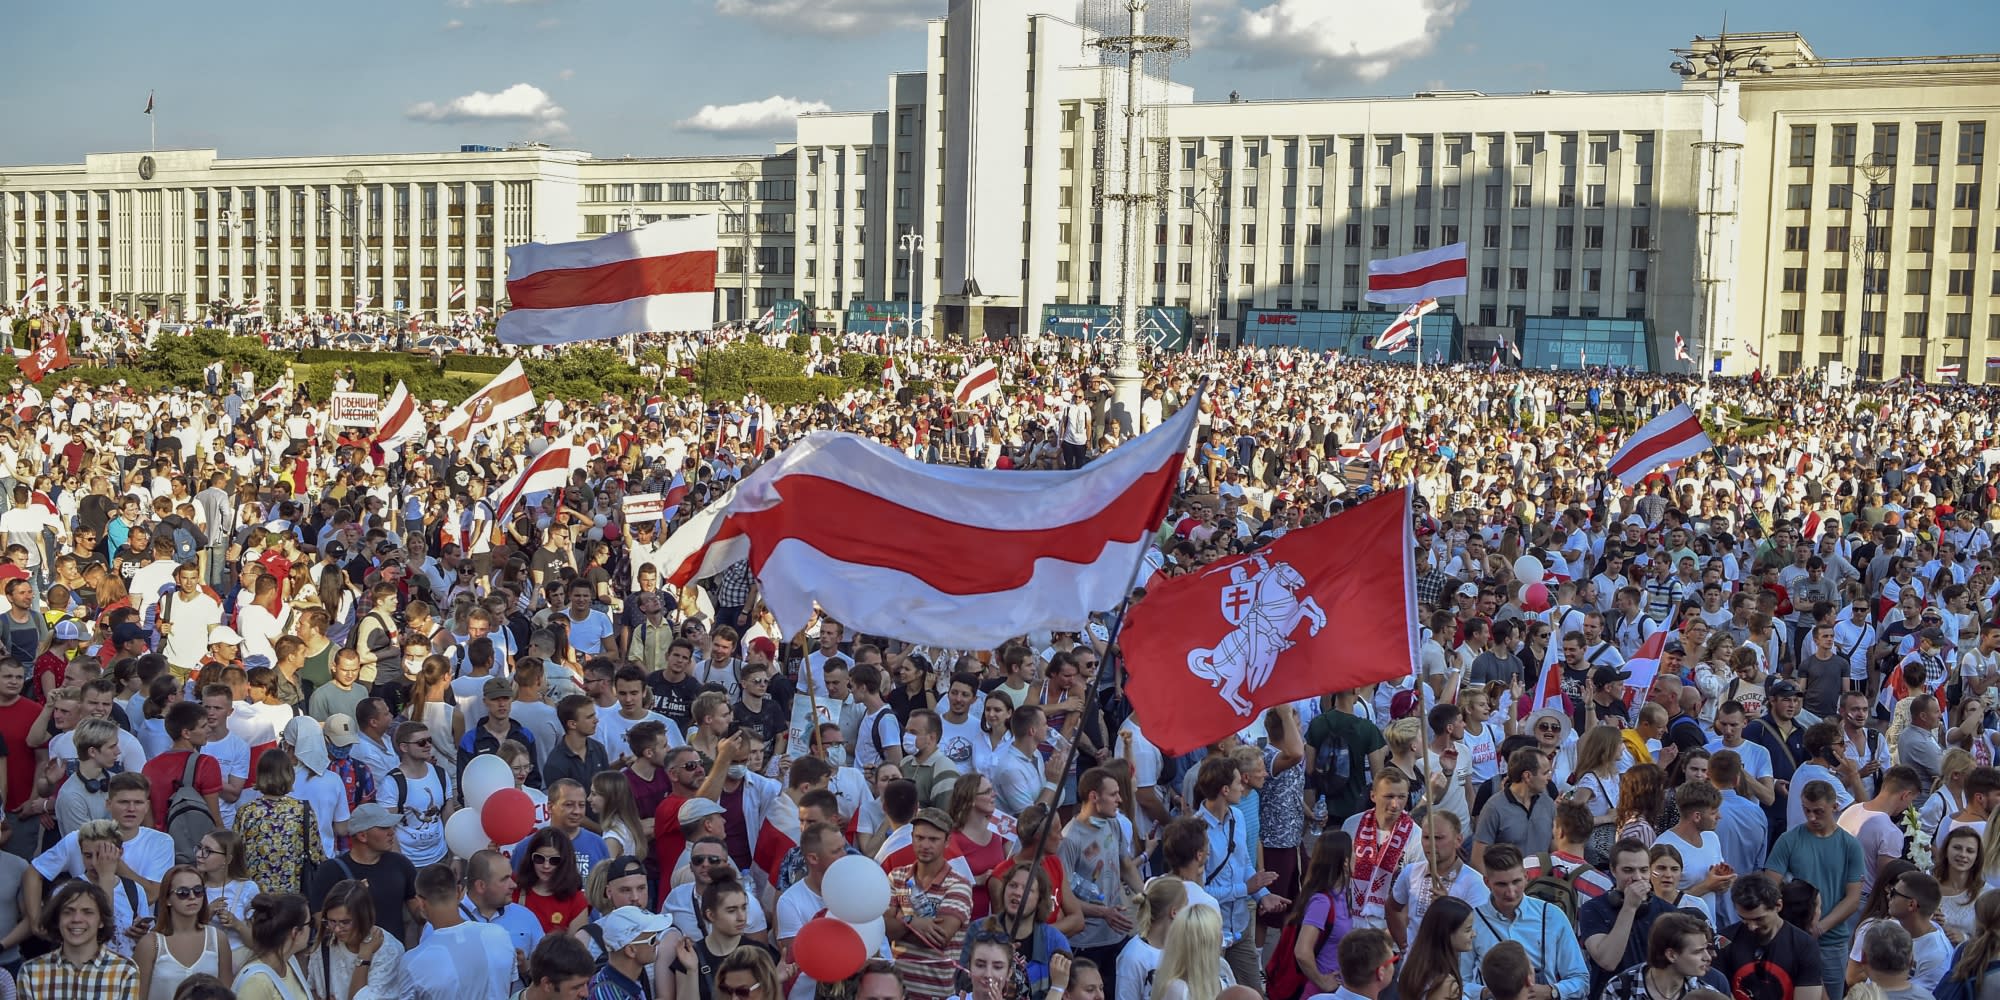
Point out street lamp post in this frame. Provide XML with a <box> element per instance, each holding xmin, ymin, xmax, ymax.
<box><xmin>1194</xmin><ymin>158</ymin><xmax>1224</xmax><ymax>348</ymax></box>
<box><xmin>899</xmin><ymin>232</ymin><xmax>924</xmax><ymax>338</ymax></box>
<box><xmin>1671</xmin><ymin>29</ymin><xmax>1771</xmax><ymax>389</ymax></box>
<box><xmin>1834</xmin><ymin>160</ymin><xmax>1892</xmax><ymax>379</ymax></box>
<box><xmin>320</xmin><ymin>172</ymin><xmax>371</xmax><ymax>316</ymax></box>
<box><xmin>733</xmin><ymin>163</ymin><xmax>757</xmax><ymax>324</ymax></box>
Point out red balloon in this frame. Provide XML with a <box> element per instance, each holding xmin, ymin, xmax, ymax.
<box><xmin>481</xmin><ymin>788</ymin><xmax>537</xmax><ymax>845</ymax></box>
<box><xmin>1523</xmin><ymin>582</ymin><xmax>1551</xmax><ymax>612</ymax></box>
<box><xmin>793</xmin><ymin>917</ymin><xmax>866</xmax><ymax>983</ymax></box>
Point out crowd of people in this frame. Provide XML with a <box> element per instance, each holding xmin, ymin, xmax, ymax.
<box><xmin>1</xmin><ymin>301</ymin><xmax>1999</xmax><ymax>1000</ymax></box>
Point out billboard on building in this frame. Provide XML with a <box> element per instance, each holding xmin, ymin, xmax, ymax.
<box><xmin>1037</xmin><ymin>305</ymin><xmax>1192</xmax><ymax>351</ymax></box>
<box><xmin>1240</xmin><ymin>307</ymin><xmax>1462</xmax><ymax>364</ymax></box>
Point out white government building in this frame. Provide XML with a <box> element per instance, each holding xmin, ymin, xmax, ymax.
<box><xmin>2</xmin><ymin>2</ymin><xmax>1995</xmax><ymax>378</ymax></box>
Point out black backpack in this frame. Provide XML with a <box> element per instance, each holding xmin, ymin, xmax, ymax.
<box><xmin>1312</xmin><ymin>717</ymin><xmax>1368</xmax><ymax>801</ymax></box>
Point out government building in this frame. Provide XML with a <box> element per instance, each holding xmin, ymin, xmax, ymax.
<box><xmin>2</xmin><ymin>0</ymin><xmax>1995</xmax><ymax>379</ymax></box>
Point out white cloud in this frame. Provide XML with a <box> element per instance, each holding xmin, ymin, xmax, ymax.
<box><xmin>1201</xmin><ymin>0</ymin><xmax>1466</xmax><ymax>83</ymax></box>
<box><xmin>557</xmin><ymin>68</ymin><xmax>575</xmax><ymax>80</ymax></box>
<box><xmin>406</xmin><ymin>83</ymin><xmax>569</xmax><ymax>136</ymax></box>
<box><xmin>713</xmin><ymin>0</ymin><xmax>934</xmax><ymax>35</ymax></box>
<box><xmin>443</xmin><ymin>18</ymin><xmax>464</xmax><ymax>29</ymax></box>
<box><xmin>676</xmin><ymin>96</ymin><xmax>831</xmax><ymax>136</ymax></box>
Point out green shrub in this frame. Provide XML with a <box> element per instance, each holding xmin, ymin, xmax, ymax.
<box><xmin>447</xmin><ymin>354</ymin><xmax>516</xmax><ymax>375</ymax></box>
<box><xmin>659</xmin><ymin>376</ymin><xmax>694</xmax><ymax>397</ymax></box>
<box><xmin>839</xmin><ymin>353</ymin><xmax>885</xmax><ymax>383</ymax></box>
<box><xmin>694</xmin><ymin>343</ymin><xmax>806</xmax><ymax>399</ymax></box>
<box><xmin>522</xmin><ymin>347</ymin><xmax>658</xmax><ymax>402</ymax></box>
<box><xmin>746</xmin><ymin>376</ymin><xmax>848</xmax><ymax>405</ymax></box>
<box><xmin>135</xmin><ymin>330</ymin><xmax>287</xmax><ymax>388</ymax></box>
<box><xmin>785</xmin><ymin>334</ymin><xmax>814</xmax><ymax>355</ymax></box>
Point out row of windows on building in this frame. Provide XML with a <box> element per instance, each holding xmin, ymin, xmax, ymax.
<box><xmin>1777</xmin><ymin>224</ymin><xmax>2000</xmax><ymax>254</ymax></box>
<box><xmin>1051</xmin><ymin>256</ymin><xmax>1652</xmax><ymax>295</ymax></box>
<box><xmin>1104</xmin><ymin>130</ymin><xmax>1657</xmax><ymax>172</ymax></box>
<box><xmin>581</xmin><ymin>180</ymin><xmax>795</xmax><ymax>204</ymax></box>
<box><xmin>1785</xmin><ymin>121</ymin><xmax>1988</xmax><ymax>167</ymax></box>
<box><xmin>1778</xmin><ymin>266</ymin><xmax>2000</xmax><ymax>297</ymax></box>
<box><xmin>1782</xmin><ymin>181</ymin><xmax>1988</xmax><ymax>211</ymax></box>
<box><xmin>1777</xmin><ymin>310</ymin><xmax>2000</xmax><ymax>342</ymax></box>
<box><xmin>579</xmin><ymin>213</ymin><xmax>797</xmax><ymax>236</ymax></box>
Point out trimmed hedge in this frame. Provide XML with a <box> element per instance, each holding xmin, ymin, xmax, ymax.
<box><xmin>695</xmin><ymin>343</ymin><xmax>806</xmax><ymax>399</ymax></box>
<box><xmin>746</xmin><ymin>376</ymin><xmax>850</xmax><ymax>405</ymax></box>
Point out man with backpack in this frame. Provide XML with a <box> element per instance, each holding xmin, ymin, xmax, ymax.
<box><xmin>1578</xmin><ymin>838</ymin><xmax>1677</xmax><ymax>995</ymax></box>
<box><xmin>1304</xmin><ymin>687</ymin><xmax>1385</xmax><ymax>828</ymax></box>
<box><xmin>137</xmin><ymin>700</ymin><xmax>223</xmax><ymax>858</ymax></box>
<box><xmin>1463</xmin><ymin>844</ymin><xmax>1591</xmax><ymax>1000</ymax></box>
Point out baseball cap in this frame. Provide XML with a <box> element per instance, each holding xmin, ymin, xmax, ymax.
<box><xmin>602</xmin><ymin>855</ymin><xmax>648</xmax><ymax>884</ymax></box>
<box><xmin>912</xmin><ymin>808</ymin><xmax>954</xmax><ymax>835</ymax></box>
<box><xmin>1662</xmin><ymin>640</ymin><xmax>1686</xmax><ymax>656</ymax></box>
<box><xmin>1456</xmin><ymin>582</ymin><xmax>1479</xmax><ymax>598</ymax></box>
<box><xmin>678</xmin><ymin>799</ymin><xmax>726</xmax><ymax>825</ymax></box>
<box><xmin>322</xmin><ymin>714</ymin><xmax>359</xmax><ymax>748</ymax></box>
<box><xmin>1768</xmin><ymin>679</ymin><xmax>1802</xmax><ymax>698</ymax></box>
<box><xmin>53</xmin><ymin>620</ymin><xmax>85</xmax><ymax>642</ymax></box>
<box><xmin>111</xmin><ymin>622</ymin><xmax>146</xmax><ymax>647</ymax></box>
<box><xmin>1590</xmin><ymin>667</ymin><xmax>1632</xmax><ymax>688</ymax></box>
<box><xmin>482</xmin><ymin>676</ymin><xmax>517</xmax><ymax>700</ymax></box>
<box><xmin>347</xmin><ymin>803</ymin><xmax>398</xmax><ymax>833</ymax></box>
<box><xmin>1919</xmin><ymin>626</ymin><xmax>1947</xmax><ymax>642</ymax></box>
<box><xmin>207</xmin><ymin>625</ymin><xmax>244</xmax><ymax>646</ymax></box>
<box><xmin>598</xmin><ymin>907</ymin><xmax>674</xmax><ymax>952</ymax></box>
<box><xmin>748</xmin><ymin>636</ymin><xmax>778</xmax><ymax>660</ymax></box>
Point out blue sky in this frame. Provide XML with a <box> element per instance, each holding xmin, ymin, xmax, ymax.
<box><xmin>1</xmin><ymin>0</ymin><xmax>1990</xmax><ymax>165</ymax></box>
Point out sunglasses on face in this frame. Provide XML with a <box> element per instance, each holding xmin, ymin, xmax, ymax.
<box><xmin>170</xmin><ymin>886</ymin><xmax>204</xmax><ymax>900</ymax></box>
<box><xmin>719</xmin><ymin>984</ymin><xmax>760</xmax><ymax>999</ymax></box>
<box><xmin>692</xmin><ymin>855</ymin><xmax>729</xmax><ymax>866</ymax></box>
<box><xmin>401</xmin><ymin>738</ymin><xmax>433</xmax><ymax>748</ymax></box>
<box><xmin>531</xmin><ymin>853</ymin><xmax>563</xmax><ymax>866</ymax></box>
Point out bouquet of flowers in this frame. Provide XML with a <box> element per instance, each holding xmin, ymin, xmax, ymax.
<box><xmin>1902</xmin><ymin>805</ymin><xmax>1933</xmax><ymax>869</ymax></box>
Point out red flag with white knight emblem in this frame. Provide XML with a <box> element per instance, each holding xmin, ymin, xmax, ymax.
<box><xmin>1121</xmin><ymin>488</ymin><xmax>1420</xmax><ymax>755</ymax></box>
<box><xmin>18</xmin><ymin>324</ymin><xmax>70</xmax><ymax>383</ymax></box>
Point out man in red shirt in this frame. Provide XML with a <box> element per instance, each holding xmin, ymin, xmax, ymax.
<box><xmin>651</xmin><ymin>732</ymin><xmax>742</xmax><ymax>900</ymax></box>
<box><xmin>138</xmin><ymin>700</ymin><xmax>224</xmax><ymax>829</ymax></box>
<box><xmin>0</xmin><ymin>658</ymin><xmax>42</xmax><ymax>854</ymax></box>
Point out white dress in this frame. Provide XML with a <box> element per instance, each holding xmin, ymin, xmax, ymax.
<box><xmin>146</xmin><ymin>926</ymin><xmax>223</xmax><ymax>1000</ymax></box>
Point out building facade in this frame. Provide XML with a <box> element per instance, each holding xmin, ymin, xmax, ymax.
<box><xmin>2</xmin><ymin>15</ymin><xmax>1992</xmax><ymax>377</ymax></box>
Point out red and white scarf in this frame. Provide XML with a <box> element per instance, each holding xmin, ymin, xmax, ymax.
<box><xmin>1353</xmin><ymin>810</ymin><xmax>1417</xmax><ymax>913</ymax></box>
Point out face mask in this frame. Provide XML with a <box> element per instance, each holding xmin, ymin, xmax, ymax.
<box><xmin>824</xmin><ymin>747</ymin><xmax>848</xmax><ymax>767</ymax></box>
<box><xmin>726</xmin><ymin>763</ymin><xmax>747</xmax><ymax>781</ymax></box>
<box><xmin>328</xmin><ymin>744</ymin><xmax>352</xmax><ymax>761</ymax></box>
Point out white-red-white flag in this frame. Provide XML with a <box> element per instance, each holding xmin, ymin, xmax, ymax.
<box><xmin>1938</xmin><ymin>363</ymin><xmax>1963</xmax><ymax>379</ymax></box>
<box><xmin>660</xmin><ymin>471</ymin><xmax>690</xmax><ymax>523</ymax></box>
<box><xmin>438</xmin><ymin>359</ymin><xmax>535</xmax><ymax>445</ymax></box>
<box><xmin>752</xmin><ymin>792</ymin><xmax>802</xmax><ymax>884</ymax></box>
<box><xmin>754</xmin><ymin>306</ymin><xmax>776</xmax><ymax>332</ymax></box>
<box><xmin>1605</xmin><ymin>404</ymin><xmax>1714</xmax><ymax>487</ymax></box>
<box><xmin>490</xmin><ymin>435</ymin><xmax>591</xmax><ymax>522</ymax></box>
<box><xmin>497</xmin><ymin>218</ymin><xmax>718</xmax><ymax>346</ymax></box>
<box><xmin>1489</xmin><ymin>352</ymin><xmax>1501</xmax><ymax>375</ymax></box>
<box><xmin>1366</xmin><ymin>243</ymin><xmax>1467</xmax><ymax>304</ymax></box>
<box><xmin>374</xmin><ymin>380</ymin><xmax>421</xmax><ymax>447</ymax></box>
<box><xmin>1507</xmin><ymin>338</ymin><xmax>1522</xmax><ymax>361</ymax></box>
<box><xmin>18</xmin><ymin>274</ymin><xmax>47</xmax><ymax>309</ymax></box>
<box><xmin>882</xmin><ymin>358</ymin><xmax>903</xmax><ymax>393</ymax></box>
<box><xmin>1362</xmin><ymin>422</ymin><xmax>1406</xmax><ymax>459</ymax></box>
<box><xmin>656</xmin><ymin>395</ymin><xmax>1202</xmax><ymax>647</ymax></box>
<box><xmin>1372</xmin><ymin>299</ymin><xmax>1437</xmax><ymax>353</ymax></box>
<box><xmin>448</xmin><ymin>284</ymin><xmax>466</xmax><ymax>305</ymax></box>
<box><xmin>954</xmin><ymin>361</ymin><xmax>1000</xmax><ymax>404</ymax></box>
<box><xmin>1673</xmin><ymin>331</ymin><xmax>1692</xmax><ymax>363</ymax></box>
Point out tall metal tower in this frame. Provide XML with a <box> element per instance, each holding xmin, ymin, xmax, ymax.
<box><xmin>1082</xmin><ymin>0</ymin><xmax>1186</xmax><ymax>432</ymax></box>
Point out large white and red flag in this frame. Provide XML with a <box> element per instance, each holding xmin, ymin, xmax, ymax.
<box><xmin>1605</xmin><ymin>404</ymin><xmax>1714</xmax><ymax>487</ymax></box>
<box><xmin>18</xmin><ymin>274</ymin><xmax>47</xmax><ymax>309</ymax></box>
<box><xmin>448</xmin><ymin>284</ymin><xmax>467</xmax><ymax>305</ymax></box>
<box><xmin>954</xmin><ymin>361</ymin><xmax>1000</xmax><ymax>404</ymax></box>
<box><xmin>1366</xmin><ymin>243</ymin><xmax>1467</xmax><ymax>304</ymax></box>
<box><xmin>18</xmin><ymin>323</ymin><xmax>71</xmax><ymax>383</ymax></box>
<box><xmin>1361</xmin><ymin>422</ymin><xmax>1406</xmax><ymax>460</ymax></box>
<box><xmin>491</xmin><ymin>435</ymin><xmax>591</xmax><ymax>522</ymax></box>
<box><xmin>752</xmin><ymin>791</ymin><xmax>802</xmax><ymax>884</ymax></box>
<box><xmin>1673</xmin><ymin>331</ymin><xmax>1693</xmax><ymax>363</ymax></box>
<box><xmin>373</xmin><ymin>380</ymin><xmax>422</xmax><ymax>447</ymax></box>
<box><xmin>497</xmin><ymin>218</ymin><xmax>717</xmax><ymax>345</ymax></box>
<box><xmin>438</xmin><ymin>359</ymin><xmax>535</xmax><ymax>445</ymax></box>
<box><xmin>656</xmin><ymin>396</ymin><xmax>1202</xmax><ymax>647</ymax></box>
<box><xmin>1371</xmin><ymin>299</ymin><xmax>1437</xmax><ymax>354</ymax></box>
<box><xmin>1120</xmin><ymin>488</ymin><xmax>1420</xmax><ymax>755</ymax></box>
<box><xmin>660</xmin><ymin>471</ymin><xmax>690</xmax><ymax>523</ymax></box>
<box><xmin>882</xmin><ymin>358</ymin><xmax>903</xmax><ymax>393</ymax></box>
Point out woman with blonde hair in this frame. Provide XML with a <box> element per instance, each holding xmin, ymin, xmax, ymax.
<box><xmin>1381</xmin><ymin>717</ymin><xmax>1429</xmax><ymax>811</ymax></box>
<box><xmin>1152</xmin><ymin>904</ymin><xmax>1228</xmax><ymax>1000</ymax></box>
<box><xmin>1117</xmin><ymin>877</ymin><xmax>1184</xmax><ymax>1000</ymax></box>
<box><xmin>1691</xmin><ymin>633</ymin><xmax>1738</xmax><ymax>723</ymax></box>
<box><xmin>589</xmin><ymin>770</ymin><xmax>646</xmax><ymax>860</ymax></box>
<box><xmin>406</xmin><ymin>654</ymin><xmax>462</xmax><ymax>770</ymax></box>
<box><xmin>1918</xmin><ymin>747</ymin><xmax>1975</xmax><ymax>837</ymax></box>
<box><xmin>1937</xmin><ymin>892</ymin><xmax>2000</xmax><ymax>997</ymax></box>
<box><xmin>1568</xmin><ymin>725</ymin><xmax>1625</xmax><ymax>822</ymax></box>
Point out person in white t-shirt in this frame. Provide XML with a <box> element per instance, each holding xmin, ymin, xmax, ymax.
<box><xmin>1837</xmin><ymin>765</ymin><xmax>1919</xmax><ymax>897</ymax></box>
<box><xmin>1651</xmin><ymin>779</ymin><xmax>1736</xmax><ymax>918</ymax></box>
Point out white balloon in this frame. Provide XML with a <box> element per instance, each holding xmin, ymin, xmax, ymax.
<box><xmin>847</xmin><ymin>917</ymin><xmax>886</xmax><ymax>957</ymax></box>
<box><xmin>461</xmin><ymin>754</ymin><xmax>515</xmax><ymax>810</ymax></box>
<box><xmin>1513</xmin><ymin>555</ymin><xmax>1545</xmax><ymax>585</ymax></box>
<box><xmin>822</xmin><ymin>855</ymin><xmax>891</xmax><ymax>924</ymax></box>
<box><xmin>445</xmin><ymin>808</ymin><xmax>492</xmax><ymax>860</ymax></box>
